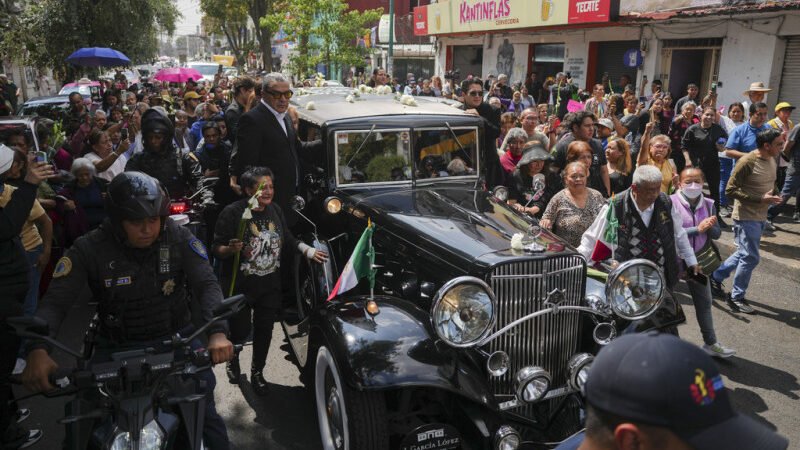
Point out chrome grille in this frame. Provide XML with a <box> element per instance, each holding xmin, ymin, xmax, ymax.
<box><xmin>487</xmin><ymin>255</ymin><xmax>586</xmax><ymax>405</ymax></box>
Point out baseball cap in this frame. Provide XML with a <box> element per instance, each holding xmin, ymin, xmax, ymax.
<box><xmin>585</xmin><ymin>332</ymin><xmax>788</xmax><ymax>450</ymax></box>
<box><xmin>774</xmin><ymin>102</ymin><xmax>795</xmax><ymax>113</ymax></box>
<box><xmin>0</xmin><ymin>143</ymin><xmax>14</xmax><ymax>174</ymax></box>
<box><xmin>597</xmin><ymin>118</ymin><xmax>614</xmax><ymax>130</ymax></box>
<box><xmin>183</xmin><ymin>91</ymin><xmax>201</xmax><ymax>101</ymax></box>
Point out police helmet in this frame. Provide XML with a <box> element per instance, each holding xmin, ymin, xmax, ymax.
<box><xmin>106</xmin><ymin>171</ymin><xmax>170</xmax><ymax>224</ymax></box>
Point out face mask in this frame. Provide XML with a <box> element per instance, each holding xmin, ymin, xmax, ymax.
<box><xmin>682</xmin><ymin>182</ymin><xmax>703</xmax><ymax>199</ymax></box>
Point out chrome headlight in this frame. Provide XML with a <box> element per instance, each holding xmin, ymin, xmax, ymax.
<box><xmin>110</xmin><ymin>420</ymin><xmax>165</xmax><ymax>450</ymax></box>
<box><xmin>431</xmin><ymin>277</ymin><xmax>496</xmax><ymax>348</ymax></box>
<box><xmin>494</xmin><ymin>425</ymin><xmax>520</xmax><ymax>450</ymax></box>
<box><xmin>605</xmin><ymin>259</ymin><xmax>665</xmax><ymax>320</ymax></box>
<box><xmin>567</xmin><ymin>353</ymin><xmax>594</xmax><ymax>393</ymax></box>
<box><xmin>514</xmin><ymin>366</ymin><xmax>551</xmax><ymax>403</ymax></box>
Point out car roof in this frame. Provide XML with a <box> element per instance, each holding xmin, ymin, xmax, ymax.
<box><xmin>22</xmin><ymin>95</ymin><xmax>70</xmax><ymax>105</ymax></box>
<box><xmin>291</xmin><ymin>87</ymin><xmax>470</xmax><ymax>126</ymax></box>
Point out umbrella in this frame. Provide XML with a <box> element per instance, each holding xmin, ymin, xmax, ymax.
<box><xmin>153</xmin><ymin>68</ymin><xmax>203</xmax><ymax>83</ymax></box>
<box><xmin>66</xmin><ymin>47</ymin><xmax>131</xmax><ymax>67</ymax></box>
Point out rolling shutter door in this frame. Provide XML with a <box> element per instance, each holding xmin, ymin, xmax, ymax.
<box><xmin>778</xmin><ymin>37</ymin><xmax>800</xmax><ymax>111</ymax></box>
<box><xmin>594</xmin><ymin>41</ymin><xmax>639</xmax><ymax>86</ymax></box>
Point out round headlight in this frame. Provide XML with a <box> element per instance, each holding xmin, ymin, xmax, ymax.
<box><xmin>324</xmin><ymin>196</ymin><xmax>342</xmax><ymax>214</ymax></box>
<box><xmin>494</xmin><ymin>425</ymin><xmax>520</xmax><ymax>450</ymax></box>
<box><xmin>567</xmin><ymin>353</ymin><xmax>594</xmax><ymax>393</ymax></box>
<box><xmin>431</xmin><ymin>277</ymin><xmax>496</xmax><ymax>348</ymax></box>
<box><xmin>605</xmin><ymin>259</ymin><xmax>665</xmax><ymax>320</ymax></box>
<box><xmin>492</xmin><ymin>186</ymin><xmax>509</xmax><ymax>202</ymax></box>
<box><xmin>514</xmin><ymin>366</ymin><xmax>551</xmax><ymax>403</ymax></box>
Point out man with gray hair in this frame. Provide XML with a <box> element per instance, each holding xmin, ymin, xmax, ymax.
<box><xmin>578</xmin><ymin>165</ymin><xmax>700</xmax><ymax>290</ymax></box>
<box><xmin>231</xmin><ymin>72</ymin><xmax>321</xmax><ymax>228</ymax></box>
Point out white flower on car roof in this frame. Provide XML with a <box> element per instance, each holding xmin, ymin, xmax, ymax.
<box><xmin>346</xmin><ymin>95</ymin><xmax>355</xmax><ymax>103</ymax></box>
<box><xmin>305</xmin><ymin>101</ymin><xmax>316</xmax><ymax>110</ymax></box>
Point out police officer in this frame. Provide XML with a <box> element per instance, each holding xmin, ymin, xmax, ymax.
<box><xmin>22</xmin><ymin>172</ymin><xmax>234</xmax><ymax>449</ymax></box>
<box><xmin>126</xmin><ymin>108</ymin><xmax>202</xmax><ymax>200</ymax></box>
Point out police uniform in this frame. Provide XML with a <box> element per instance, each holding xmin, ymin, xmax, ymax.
<box><xmin>34</xmin><ymin>218</ymin><xmax>231</xmax><ymax>449</ymax></box>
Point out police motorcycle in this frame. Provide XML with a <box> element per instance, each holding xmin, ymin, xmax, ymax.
<box><xmin>168</xmin><ymin>176</ymin><xmax>218</xmax><ymax>243</ymax></box>
<box><xmin>8</xmin><ymin>294</ymin><xmax>245</xmax><ymax>450</ymax></box>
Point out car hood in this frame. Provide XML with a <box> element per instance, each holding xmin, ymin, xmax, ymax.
<box><xmin>352</xmin><ymin>185</ymin><xmax>574</xmax><ymax>268</ymax></box>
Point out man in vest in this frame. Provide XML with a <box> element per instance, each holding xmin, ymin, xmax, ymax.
<box><xmin>577</xmin><ymin>165</ymin><xmax>700</xmax><ymax>290</ymax></box>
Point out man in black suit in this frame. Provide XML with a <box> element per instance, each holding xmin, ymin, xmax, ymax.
<box><xmin>461</xmin><ymin>77</ymin><xmax>503</xmax><ymax>188</ymax></box>
<box><xmin>230</xmin><ymin>73</ymin><xmax>321</xmax><ymax>228</ymax></box>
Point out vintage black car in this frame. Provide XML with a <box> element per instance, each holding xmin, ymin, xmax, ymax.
<box><xmin>282</xmin><ymin>88</ymin><xmax>685</xmax><ymax>450</ymax></box>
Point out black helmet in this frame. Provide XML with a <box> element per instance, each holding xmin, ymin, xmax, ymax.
<box><xmin>106</xmin><ymin>171</ymin><xmax>170</xmax><ymax>225</ymax></box>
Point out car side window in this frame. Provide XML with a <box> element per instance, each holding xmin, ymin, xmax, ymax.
<box><xmin>335</xmin><ymin>129</ymin><xmax>411</xmax><ymax>184</ymax></box>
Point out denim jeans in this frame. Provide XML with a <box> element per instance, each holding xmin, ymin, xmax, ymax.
<box><xmin>684</xmin><ymin>278</ymin><xmax>717</xmax><ymax>345</ymax></box>
<box><xmin>719</xmin><ymin>158</ymin><xmax>734</xmax><ymax>208</ymax></box>
<box><xmin>767</xmin><ymin>171</ymin><xmax>800</xmax><ymax>220</ymax></box>
<box><xmin>23</xmin><ymin>244</ymin><xmax>43</xmax><ymax>317</ymax></box>
<box><xmin>712</xmin><ymin>220</ymin><xmax>764</xmax><ymax>300</ymax></box>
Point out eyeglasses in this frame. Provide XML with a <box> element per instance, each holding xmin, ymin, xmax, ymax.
<box><xmin>467</xmin><ymin>90</ymin><xmax>483</xmax><ymax>97</ymax></box>
<box><xmin>266</xmin><ymin>90</ymin><xmax>293</xmax><ymax>100</ymax></box>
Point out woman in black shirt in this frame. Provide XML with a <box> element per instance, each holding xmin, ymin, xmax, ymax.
<box><xmin>680</xmin><ymin>106</ymin><xmax>727</xmax><ymax>214</ymax></box>
<box><xmin>213</xmin><ymin>166</ymin><xmax>327</xmax><ymax>394</ymax></box>
<box><xmin>508</xmin><ymin>143</ymin><xmax>560</xmax><ymax>218</ymax></box>
<box><xmin>606</xmin><ymin>137</ymin><xmax>633</xmax><ymax>195</ymax></box>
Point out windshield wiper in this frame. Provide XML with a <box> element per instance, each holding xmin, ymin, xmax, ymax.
<box><xmin>346</xmin><ymin>124</ymin><xmax>377</xmax><ymax>167</ymax></box>
<box><xmin>443</xmin><ymin>121</ymin><xmax>466</xmax><ymax>155</ymax></box>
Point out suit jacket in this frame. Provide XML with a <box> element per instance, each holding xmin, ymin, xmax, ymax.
<box><xmin>231</xmin><ymin>102</ymin><xmax>320</xmax><ymax>226</ymax></box>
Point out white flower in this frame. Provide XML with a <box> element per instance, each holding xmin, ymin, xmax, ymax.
<box><xmin>305</xmin><ymin>101</ymin><xmax>316</xmax><ymax>110</ymax></box>
<box><xmin>400</xmin><ymin>94</ymin><xmax>417</xmax><ymax>106</ymax></box>
<box><xmin>376</xmin><ymin>85</ymin><xmax>392</xmax><ymax>95</ymax></box>
<box><xmin>510</xmin><ymin>233</ymin><xmax>524</xmax><ymax>250</ymax></box>
<box><xmin>359</xmin><ymin>84</ymin><xmax>372</xmax><ymax>94</ymax></box>
<box><xmin>346</xmin><ymin>95</ymin><xmax>355</xmax><ymax>103</ymax></box>
<box><xmin>242</xmin><ymin>208</ymin><xmax>253</xmax><ymax>220</ymax></box>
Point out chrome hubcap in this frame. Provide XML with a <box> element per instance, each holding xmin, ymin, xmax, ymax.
<box><xmin>326</xmin><ymin>385</ymin><xmax>344</xmax><ymax>449</ymax></box>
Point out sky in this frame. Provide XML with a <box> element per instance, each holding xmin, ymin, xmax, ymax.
<box><xmin>174</xmin><ymin>0</ymin><xmax>203</xmax><ymax>37</ymax></box>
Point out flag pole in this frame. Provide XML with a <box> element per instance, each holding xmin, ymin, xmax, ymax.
<box><xmin>368</xmin><ymin>218</ymin><xmax>375</xmax><ymax>300</ymax></box>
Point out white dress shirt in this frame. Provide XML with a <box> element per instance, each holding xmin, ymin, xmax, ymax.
<box><xmin>262</xmin><ymin>99</ymin><xmax>287</xmax><ymax>136</ymax></box>
<box><xmin>577</xmin><ymin>198</ymin><xmax>698</xmax><ymax>267</ymax></box>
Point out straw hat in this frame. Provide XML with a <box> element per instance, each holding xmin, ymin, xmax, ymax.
<box><xmin>742</xmin><ymin>82</ymin><xmax>772</xmax><ymax>96</ymax></box>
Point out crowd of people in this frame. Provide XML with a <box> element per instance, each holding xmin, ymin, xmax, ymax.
<box><xmin>0</xmin><ymin>63</ymin><xmax>795</xmax><ymax>449</ymax></box>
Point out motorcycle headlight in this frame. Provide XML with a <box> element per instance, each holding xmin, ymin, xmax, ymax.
<box><xmin>110</xmin><ymin>431</ymin><xmax>130</xmax><ymax>450</ymax></box>
<box><xmin>431</xmin><ymin>277</ymin><xmax>496</xmax><ymax>348</ymax></box>
<box><xmin>605</xmin><ymin>259</ymin><xmax>665</xmax><ymax>320</ymax></box>
<box><xmin>140</xmin><ymin>420</ymin><xmax>165</xmax><ymax>450</ymax></box>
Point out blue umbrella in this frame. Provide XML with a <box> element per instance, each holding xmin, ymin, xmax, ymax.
<box><xmin>66</xmin><ymin>47</ymin><xmax>131</xmax><ymax>67</ymax></box>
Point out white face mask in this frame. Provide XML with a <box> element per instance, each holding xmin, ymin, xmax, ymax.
<box><xmin>682</xmin><ymin>182</ymin><xmax>703</xmax><ymax>199</ymax></box>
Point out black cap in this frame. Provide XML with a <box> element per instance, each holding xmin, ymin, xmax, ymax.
<box><xmin>585</xmin><ymin>332</ymin><xmax>788</xmax><ymax>450</ymax></box>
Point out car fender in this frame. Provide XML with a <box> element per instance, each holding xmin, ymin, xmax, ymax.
<box><xmin>314</xmin><ymin>295</ymin><xmax>497</xmax><ymax>409</ymax></box>
<box><xmin>624</xmin><ymin>290</ymin><xmax>686</xmax><ymax>333</ymax></box>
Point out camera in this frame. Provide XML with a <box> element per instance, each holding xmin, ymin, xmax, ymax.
<box><xmin>444</xmin><ymin>69</ymin><xmax>460</xmax><ymax>81</ymax></box>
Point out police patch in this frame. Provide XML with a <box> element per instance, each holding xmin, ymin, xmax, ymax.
<box><xmin>53</xmin><ymin>257</ymin><xmax>72</xmax><ymax>278</ymax></box>
<box><xmin>189</xmin><ymin>238</ymin><xmax>208</xmax><ymax>260</ymax></box>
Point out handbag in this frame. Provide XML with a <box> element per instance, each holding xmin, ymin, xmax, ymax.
<box><xmin>693</xmin><ymin>200</ymin><xmax>721</xmax><ymax>274</ymax></box>
<box><xmin>695</xmin><ymin>239</ymin><xmax>721</xmax><ymax>274</ymax></box>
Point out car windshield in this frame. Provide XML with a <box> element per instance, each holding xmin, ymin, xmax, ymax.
<box><xmin>189</xmin><ymin>64</ymin><xmax>218</xmax><ymax>76</ymax></box>
<box><xmin>58</xmin><ymin>86</ymin><xmax>92</xmax><ymax>97</ymax></box>
<box><xmin>335</xmin><ymin>129</ymin><xmax>412</xmax><ymax>184</ymax></box>
<box><xmin>414</xmin><ymin>127</ymin><xmax>479</xmax><ymax>179</ymax></box>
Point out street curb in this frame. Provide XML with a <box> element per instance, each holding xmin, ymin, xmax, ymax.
<box><xmin>716</xmin><ymin>240</ymin><xmax>800</xmax><ymax>285</ymax></box>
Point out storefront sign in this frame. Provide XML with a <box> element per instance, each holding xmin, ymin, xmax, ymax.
<box><xmin>415</xmin><ymin>0</ymin><xmax>617</xmax><ymax>36</ymax></box>
<box><xmin>623</xmin><ymin>48</ymin><xmax>643</xmax><ymax>68</ymax></box>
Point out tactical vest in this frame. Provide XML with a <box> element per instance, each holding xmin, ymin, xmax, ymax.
<box><xmin>612</xmin><ymin>189</ymin><xmax>679</xmax><ymax>288</ymax></box>
<box><xmin>82</xmin><ymin>222</ymin><xmax>191</xmax><ymax>342</ymax></box>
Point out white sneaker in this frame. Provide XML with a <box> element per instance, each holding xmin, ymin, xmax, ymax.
<box><xmin>13</xmin><ymin>357</ymin><xmax>26</xmax><ymax>375</ymax></box>
<box><xmin>703</xmin><ymin>342</ymin><xmax>736</xmax><ymax>359</ymax></box>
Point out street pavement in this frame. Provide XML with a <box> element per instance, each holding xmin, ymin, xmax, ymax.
<box><xmin>14</xmin><ymin>227</ymin><xmax>800</xmax><ymax>448</ymax></box>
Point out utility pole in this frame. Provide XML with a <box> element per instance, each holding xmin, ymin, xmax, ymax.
<box><xmin>387</xmin><ymin>0</ymin><xmax>394</xmax><ymax>79</ymax></box>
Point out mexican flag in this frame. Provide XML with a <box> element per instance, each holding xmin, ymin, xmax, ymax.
<box><xmin>590</xmin><ymin>197</ymin><xmax>618</xmax><ymax>262</ymax></box>
<box><xmin>327</xmin><ymin>221</ymin><xmax>375</xmax><ymax>301</ymax></box>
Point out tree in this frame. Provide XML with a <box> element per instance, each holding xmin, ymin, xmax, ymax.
<box><xmin>0</xmin><ymin>0</ymin><xmax>179</xmax><ymax>79</ymax></box>
<box><xmin>200</xmin><ymin>0</ymin><xmax>255</xmax><ymax>67</ymax></box>
<box><xmin>263</xmin><ymin>0</ymin><xmax>381</xmax><ymax>80</ymax></box>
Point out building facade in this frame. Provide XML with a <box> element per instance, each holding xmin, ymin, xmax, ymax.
<box><xmin>415</xmin><ymin>0</ymin><xmax>800</xmax><ymax>112</ymax></box>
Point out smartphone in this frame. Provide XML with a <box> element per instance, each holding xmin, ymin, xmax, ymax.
<box><xmin>639</xmin><ymin>96</ymin><xmax>647</xmax><ymax>103</ymax></box>
<box><xmin>120</xmin><ymin>127</ymin><xmax>129</xmax><ymax>140</ymax></box>
<box><xmin>689</xmin><ymin>271</ymin><xmax>708</xmax><ymax>285</ymax></box>
<box><xmin>711</xmin><ymin>82</ymin><xmax>717</xmax><ymax>93</ymax></box>
<box><xmin>218</xmin><ymin>64</ymin><xmax>223</xmax><ymax>74</ymax></box>
<box><xmin>33</xmin><ymin>151</ymin><xmax>47</xmax><ymax>163</ymax></box>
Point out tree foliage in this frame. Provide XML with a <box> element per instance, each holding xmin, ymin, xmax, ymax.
<box><xmin>263</xmin><ymin>0</ymin><xmax>382</xmax><ymax>80</ymax></box>
<box><xmin>0</xmin><ymin>0</ymin><xmax>179</xmax><ymax>79</ymax></box>
<box><xmin>200</xmin><ymin>0</ymin><xmax>254</xmax><ymax>67</ymax></box>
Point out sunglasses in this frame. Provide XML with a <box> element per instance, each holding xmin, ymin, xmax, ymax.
<box><xmin>467</xmin><ymin>90</ymin><xmax>483</xmax><ymax>97</ymax></box>
<box><xmin>266</xmin><ymin>90</ymin><xmax>293</xmax><ymax>100</ymax></box>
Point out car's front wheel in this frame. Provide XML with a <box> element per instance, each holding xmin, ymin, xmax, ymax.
<box><xmin>315</xmin><ymin>346</ymin><xmax>389</xmax><ymax>450</ymax></box>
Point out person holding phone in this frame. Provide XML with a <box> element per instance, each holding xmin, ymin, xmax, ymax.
<box><xmin>671</xmin><ymin>167</ymin><xmax>734</xmax><ymax>358</ymax></box>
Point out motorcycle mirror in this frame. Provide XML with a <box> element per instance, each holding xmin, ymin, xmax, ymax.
<box><xmin>291</xmin><ymin>195</ymin><xmax>306</xmax><ymax>212</ymax></box>
<box><xmin>213</xmin><ymin>294</ymin><xmax>246</xmax><ymax>317</ymax></box>
<box><xmin>7</xmin><ymin>316</ymin><xmax>49</xmax><ymax>337</ymax></box>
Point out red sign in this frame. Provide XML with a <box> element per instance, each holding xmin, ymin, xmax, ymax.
<box><xmin>568</xmin><ymin>0</ymin><xmax>612</xmax><ymax>24</ymax></box>
<box><xmin>413</xmin><ymin>5</ymin><xmax>428</xmax><ymax>36</ymax></box>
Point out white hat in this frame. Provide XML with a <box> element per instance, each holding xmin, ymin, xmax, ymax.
<box><xmin>0</xmin><ymin>144</ymin><xmax>14</xmax><ymax>174</ymax></box>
